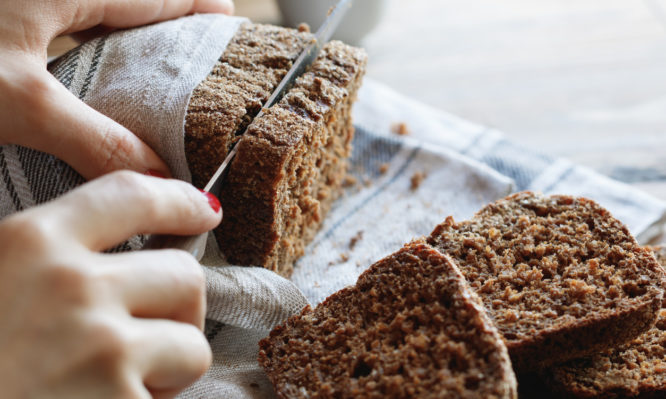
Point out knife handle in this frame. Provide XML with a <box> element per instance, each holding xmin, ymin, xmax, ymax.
<box><xmin>142</xmin><ymin>233</ymin><xmax>208</xmax><ymax>261</ymax></box>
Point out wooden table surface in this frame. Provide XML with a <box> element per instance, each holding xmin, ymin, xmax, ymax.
<box><xmin>48</xmin><ymin>0</ymin><xmax>666</xmax><ymax>241</ymax></box>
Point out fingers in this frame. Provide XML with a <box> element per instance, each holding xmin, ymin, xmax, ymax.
<box><xmin>0</xmin><ymin>65</ymin><xmax>171</xmax><ymax>179</ymax></box>
<box><xmin>26</xmin><ymin>171</ymin><xmax>222</xmax><ymax>251</ymax></box>
<box><xmin>65</xmin><ymin>0</ymin><xmax>234</xmax><ymax>34</ymax></box>
<box><xmin>131</xmin><ymin>319</ymin><xmax>212</xmax><ymax>392</ymax></box>
<box><xmin>98</xmin><ymin>250</ymin><xmax>206</xmax><ymax>329</ymax></box>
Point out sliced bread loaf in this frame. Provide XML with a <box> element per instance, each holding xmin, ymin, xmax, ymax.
<box><xmin>427</xmin><ymin>192</ymin><xmax>665</xmax><ymax>371</ymax></box>
<box><xmin>258</xmin><ymin>241</ymin><xmax>517</xmax><ymax>398</ymax></box>
<box><xmin>185</xmin><ymin>24</ymin><xmax>367</xmax><ymax>275</ymax></box>
<box><xmin>185</xmin><ymin>23</ymin><xmax>312</xmax><ymax>188</ymax></box>
<box><xmin>545</xmin><ymin>246</ymin><xmax>666</xmax><ymax>399</ymax></box>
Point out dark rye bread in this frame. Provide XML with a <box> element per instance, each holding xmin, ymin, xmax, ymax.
<box><xmin>545</xmin><ymin>246</ymin><xmax>666</xmax><ymax>399</ymax></box>
<box><xmin>258</xmin><ymin>241</ymin><xmax>518</xmax><ymax>398</ymax></box>
<box><xmin>427</xmin><ymin>192</ymin><xmax>665</xmax><ymax>371</ymax></box>
<box><xmin>185</xmin><ymin>24</ymin><xmax>367</xmax><ymax>275</ymax></box>
<box><xmin>185</xmin><ymin>23</ymin><xmax>313</xmax><ymax>189</ymax></box>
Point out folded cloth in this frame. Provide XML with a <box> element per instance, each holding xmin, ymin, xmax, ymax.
<box><xmin>0</xmin><ymin>14</ymin><xmax>664</xmax><ymax>399</ymax></box>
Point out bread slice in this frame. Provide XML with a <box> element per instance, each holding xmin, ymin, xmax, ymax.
<box><xmin>258</xmin><ymin>241</ymin><xmax>518</xmax><ymax>398</ymax></box>
<box><xmin>185</xmin><ymin>24</ymin><xmax>367</xmax><ymax>275</ymax></box>
<box><xmin>427</xmin><ymin>192</ymin><xmax>665</xmax><ymax>371</ymax></box>
<box><xmin>545</xmin><ymin>246</ymin><xmax>666</xmax><ymax>399</ymax></box>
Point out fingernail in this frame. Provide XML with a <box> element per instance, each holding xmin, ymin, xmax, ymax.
<box><xmin>145</xmin><ymin>169</ymin><xmax>167</xmax><ymax>178</ymax></box>
<box><xmin>200</xmin><ymin>190</ymin><xmax>221</xmax><ymax>213</ymax></box>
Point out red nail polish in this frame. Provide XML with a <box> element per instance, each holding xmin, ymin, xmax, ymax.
<box><xmin>145</xmin><ymin>169</ymin><xmax>167</xmax><ymax>178</ymax></box>
<box><xmin>200</xmin><ymin>190</ymin><xmax>221</xmax><ymax>213</ymax></box>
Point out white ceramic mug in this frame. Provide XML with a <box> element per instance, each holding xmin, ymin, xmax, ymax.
<box><xmin>276</xmin><ymin>0</ymin><xmax>389</xmax><ymax>45</ymax></box>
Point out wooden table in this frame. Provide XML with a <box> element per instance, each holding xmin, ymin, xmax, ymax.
<box><xmin>48</xmin><ymin>0</ymin><xmax>666</xmax><ymax>241</ymax></box>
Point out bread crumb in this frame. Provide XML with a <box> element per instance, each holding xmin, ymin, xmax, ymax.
<box><xmin>342</xmin><ymin>174</ymin><xmax>357</xmax><ymax>188</ymax></box>
<box><xmin>392</xmin><ymin>122</ymin><xmax>410</xmax><ymax>136</ymax></box>
<box><xmin>410</xmin><ymin>171</ymin><xmax>427</xmax><ymax>191</ymax></box>
<box><xmin>297</xmin><ymin>23</ymin><xmax>310</xmax><ymax>33</ymax></box>
<box><xmin>340</xmin><ymin>253</ymin><xmax>349</xmax><ymax>262</ymax></box>
<box><xmin>349</xmin><ymin>231</ymin><xmax>364</xmax><ymax>250</ymax></box>
<box><xmin>378</xmin><ymin>163</ymin><xmax>389</xmax><ymax>175</ymax></box>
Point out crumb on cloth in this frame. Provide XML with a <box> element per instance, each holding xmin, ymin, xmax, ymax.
<box><xmin>392</xmin><ymin>122</ymin><xmax>410</xmax><ymax>136</ymax></box>
<box><xmin>379</xmin><ymin>163</ymin><xmax>389</xmax><ymax>175</ymax></box>
<box><xmin>342</xmin><ymin>174</ymin><xmax>358</xmax><ymax>188</ymax></box>
<box><xmin>410</xmin><ymin>171</ymin><xmax>426</xmax><ymax>191</ymax></box>
<box><xmin>349</xmin><ymin>231</ymin><xmax>364</xmax><ymax>250</ymax></box>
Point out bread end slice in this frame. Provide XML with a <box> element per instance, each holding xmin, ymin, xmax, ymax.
<box><xmin>258</xmin><ymin>240</ymin><xmax>517</xmax><ymax>398</ymax></box>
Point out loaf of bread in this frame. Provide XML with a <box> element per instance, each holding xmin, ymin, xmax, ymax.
<box><xmin>427</xmin><ymin>192</ymin><xmax>665</xmax><ymax>371</ymax></box>
<box><xmin>258</xmin><ymin>241</ymin><xmax>518</xmax><ymax>398</ymax></box>
<box><xmin>545</xmin><ymin>246</ymin><xmax>666</xmax><ymax>399</ymax></box>
<box><xmin>185</xmin><ymin>23</ymin><xmax>367</xmax><ymax>276</ymax></box>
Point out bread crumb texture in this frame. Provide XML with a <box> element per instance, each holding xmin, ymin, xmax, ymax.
<box><xmin>259</xmin><ymin>241</ymin><xmax>517</xmax><ymax>399</ymax></box>
<box><xmin>547</xmin><ymin>246</ymin><xmax>666</xmax><ymax>399</ymax></box>
<box><xmin>427</xmin><ymin>192</ymin><xmax>665</xmax><ymax>370</ymax></box>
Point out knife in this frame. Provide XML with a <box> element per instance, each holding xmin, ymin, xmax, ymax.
<box><xmin>143</xmin><ymin>0</ymin><xmax>354</xmax><ymax>259</ymax></box>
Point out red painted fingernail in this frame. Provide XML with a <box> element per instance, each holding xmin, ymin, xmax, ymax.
<box><xmin>200</xmin><ymin>190</ymin><xmax>221</xmax><ymax>213</ymax></box>
<box><xmin>145</xmin><ymin>169</ymin><xmax>167</xmax><ymax>178</ymax></box>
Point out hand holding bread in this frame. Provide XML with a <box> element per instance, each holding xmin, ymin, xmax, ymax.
<box><xmin>0</xmin><ymin>0</ymin><xmax>233</xmax><ymax>180</ymax></box>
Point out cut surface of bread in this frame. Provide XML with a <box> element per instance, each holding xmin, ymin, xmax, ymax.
<box><xmin>427</xmin><ymin>192</ymin><xmax>665</xmax><ymax>371</ymax></box>
<box><xmin>545</xmin><ymin>246</ymin><xmax>666</xmax><ymax>399</ymax></box>
<box><xmin>186</xmin><ymin>23</ymin><xmax>313</xmax><ymax>189</ymax></box>
<box><xmin>185</xmin><ymin>24</ymin><xmax>367</xmax><ymax>275</ymax></box>
<box><xmin>258</xmin><ymin>241</ymin><xmax>517</xmax><ymax>399</ymax></box>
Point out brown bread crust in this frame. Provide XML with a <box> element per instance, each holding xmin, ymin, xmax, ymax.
<box><xmin>258</xmin><ymin>241</ymin><xmax>518</xmax><ymax>398</ymax></box>
<box><xmin>427</xmin><ymin>192</ymin><xmax>665</xmax><ymax>371</ymax></box>
<box><xmin>545</xmin><ymin>246</ymin><xmax>666</xmax><ymax>399</ymax></box>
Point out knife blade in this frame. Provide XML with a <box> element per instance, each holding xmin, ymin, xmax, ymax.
<box><xmin>143</xmin><ymin>0</ymin><xmax>354</xmax><ymax>259</ymax></box>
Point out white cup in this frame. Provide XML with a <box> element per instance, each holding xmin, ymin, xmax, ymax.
<box><xmin>276</xmin><ymin>0</ymin><xmax>389</xmax><ymax>45</ymax></box>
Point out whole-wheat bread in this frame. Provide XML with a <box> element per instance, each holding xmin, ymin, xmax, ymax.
<box><xmin>258</xmin><ymin>241</ymin><xmax>517</xmax><ymax>398</ymax></box>
<box><xmin>427</xmin><ymin>192</ymin><xmax>665</xmax><ymax>371</ymax></box>
<box><xmin>545</xmin><ymin>246</ymin><xmax>666</xmax><ymax>399</ymax></box>
<box><xmin>185</xmin><ymin>24</ymin><xmax>367</xmax><ymax>275</ymax></box>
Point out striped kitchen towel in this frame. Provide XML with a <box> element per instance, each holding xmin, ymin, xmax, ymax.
<box><xmin>1</xmin><ymin>14</ymin><xmax>664</xmax><ymax>399</ymax></box>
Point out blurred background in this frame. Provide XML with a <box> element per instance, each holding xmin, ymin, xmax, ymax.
<box><xmin>49</xmin><ymin>0</ymin><xmax>666</xmax><ymax>203</ymax></box>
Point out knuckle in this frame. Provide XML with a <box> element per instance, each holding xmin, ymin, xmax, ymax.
<box><xmin>177</xmin><ymin>325</ymin><xmax>213</xmax><ymax>378</ymax></box>
<box><xmin>104</xmin><ymin>170</ymin><xmax>159</xmax><ymax>213</ymax></box>
<box><xmin>169</xmin><ymin>250</ymin><xmax>205</xmax><ymax>294</ymax></box>
<box><xmin>43</xmin><ymin>262</ymin><xmax>94</xmax><ymax>306</ymax></box>
<box><xmin>0</xmin><ymin>215</ymin><xmax>56</xmax><ymax>253</ymax></box>
<box><xmin>86</xmin><ymin>317</ymin><xmax>132</xmax><ymax>364</ymax></box>
<box><xmin>174</xmin><ymin>180</ymin><xmax>205</xmax><ymax>220</ymax></box>
<box><xmin>113</xmin><ymin>386</ymin><xmax>148</xmax><ymax>399</ymax></box>
<box><xmin>97</xmin><ymin>125</ymin><xmax>137</xmax><ymax>174</ymax></box>
<box><xmin>103</xmin><ymin>169</ymin><xmax>145</xmax><ymax>190</ymax></box>
<box><xmin>189</xmin><ymin>329</ymin><xmax>213</xmax><ymax>376</ymax></box>
<box><xmin>18</xmin><ymin>72</ymin><xmax>57</xmax><ymax>120</ymax></box>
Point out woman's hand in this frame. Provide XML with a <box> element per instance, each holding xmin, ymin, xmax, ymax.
<box><xmin>0</xmin><ymin>171</ymin><xmax>222</xmax><ymax>398</ymax></box>
<box><xmin>0</xmin><ymin>0</ymin><xmax>234</xmax><ymax>180</ymax></box>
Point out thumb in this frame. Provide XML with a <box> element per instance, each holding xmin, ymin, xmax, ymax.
<box><xmin>3</xmin><ymin>64</ymin><xmax>170</xmax><ymax>180</ymax></box>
